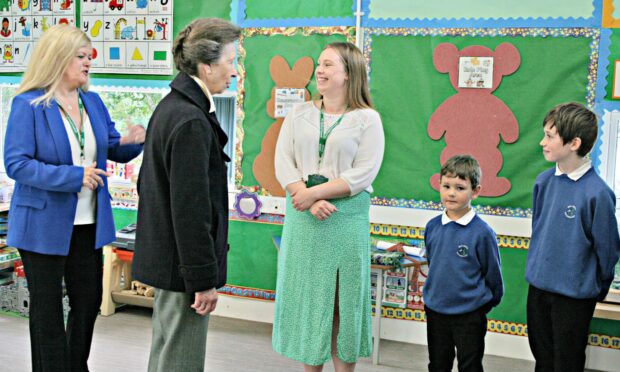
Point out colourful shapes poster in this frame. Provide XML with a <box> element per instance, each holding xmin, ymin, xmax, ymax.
<box><xmin>0</xmin><ymin>0</ymin><xmax>75</xmax><ymax>72</ymax></box>
<box><xmin>81</xmin><ymin>0</ymin><xmax>173</xmax><ymax>75</ymax></box>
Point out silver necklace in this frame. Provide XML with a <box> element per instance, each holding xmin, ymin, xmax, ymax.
<box><xmin>57</xmin><ymin>92</ymin><xmax>78</xmax><ymax>110</ymax></box>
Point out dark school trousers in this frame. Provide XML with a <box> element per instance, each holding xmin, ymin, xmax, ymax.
<box><xmin>425</xmin><ymin>305</ymin><xmax>488</xmax><ymax>372</ymax></box>
<box><xmin>18</xmin><ymin>224</ymin><xmax>102</xmax><ymax>372</ymax></box>
<box><xmin>527</xmin><ymin>285</ymin><xmax>597</xmax><ymax>372</ymax></box>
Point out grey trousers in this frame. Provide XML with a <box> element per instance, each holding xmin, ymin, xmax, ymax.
<box><xmin>148</xmin><ymin>288</ymin><xmax>210</xmax><ymax>372</ymax></box>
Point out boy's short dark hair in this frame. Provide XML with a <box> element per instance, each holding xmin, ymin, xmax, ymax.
<box><xmin>543</xmin><ymin>102</ymin><xmax>598</xmax><ymax>157</ymax></box>
<box><xmin>440</xmin><ymin>155</ymin><xmax>482</xmax><ymax>189</ymax></box>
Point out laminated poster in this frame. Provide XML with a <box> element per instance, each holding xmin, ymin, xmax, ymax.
<box><xmin>0</xmin><ymin>0</ymin><xmax>76</xmax><ymax>72</ymax></box>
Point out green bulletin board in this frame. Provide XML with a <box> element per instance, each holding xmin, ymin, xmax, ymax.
<box><xmin>239</xmin><ymin>30</ymin><xmax>352</xmax><ymax>187</ymax></box>
<box><xmin>369</xmin><ymin>33</ymin><xmax>593</xmax><ymax>210</ymax></box>
<box><xmin>174</xmin><ymin>0</ymin><xmax>232</xmax><ymax>28</ymax></box>
<box><xmin>227</xmin><ymin>220</ymin><xmax>282</xmax><ymax>290</ymax></box>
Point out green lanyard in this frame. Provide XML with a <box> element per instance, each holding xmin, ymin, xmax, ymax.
<box><xmin>319</xmin><ymin>102</ymin><xmax>347</xmax><ymax>159</ymax></box>
<box><xmin>57</xmin><ymin>95</ymin><xmax>85</xmax><ymax>162</ymax></box>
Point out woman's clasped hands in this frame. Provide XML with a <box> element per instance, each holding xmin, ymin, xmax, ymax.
<box><xmin>291</xmin><ymin>187</ymin><xmax>338</xmax><ymax>221</ymax></box>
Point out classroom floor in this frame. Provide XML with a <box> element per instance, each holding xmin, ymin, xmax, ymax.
<box><xmin>0</xmin><ymin>306</ymin><xmax>592</xmax><ymax>371</ymax></box>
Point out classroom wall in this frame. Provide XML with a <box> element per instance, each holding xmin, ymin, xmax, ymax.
<box><xmin>1</xmin><ymin>0</ymin><xmax>620</xmax><ymax>365</ymax></box>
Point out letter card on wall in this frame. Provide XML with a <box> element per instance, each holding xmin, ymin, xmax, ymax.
<box><xmin>81</xmin><ymin>0</ymin><xmax>173</xmax><ymax>75</ymax></box>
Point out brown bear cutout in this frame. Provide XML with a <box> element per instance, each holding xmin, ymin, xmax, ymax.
<box><xmin>428</xmin><ymin>43</ymin><xmax>521</xmax><ymax>197</ymax></box>
<box><xmin>252</xmin><ymin>55</ymin><xmax>314</xmax><ymax>196</ymax></box>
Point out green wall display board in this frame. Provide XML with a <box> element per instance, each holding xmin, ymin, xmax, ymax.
<box><xmin>490</xmin><ymin>249</ymin><xmax>528</xmax><ymax>324</ymax></box>
<box><xmin>227</xmin><ymin>220</ymin><xmax>282</xmax><ymax>290</ymax></box>
<box><xmin>174</xmin><ymin>0</ymin><xmax>232</xmax><ymax>28</ymax></box>
<box><xmin>239</xmin><ymin>29</ymin><xmax>352</xmax><ymax>187</ymax></box>
<box><xmin>369</xmin><ymin>32</ymin><xmax>593</xmax><ymax>210</ymax></box>
<box><xmin>112</xmin><ymin>209</ymin><xmax>137</xmax><ymax>230</ymax></box>
<box><xmin>111</xmin><ymin>211</ymin><xmax>282</xmax><ymax>291</ymax></box>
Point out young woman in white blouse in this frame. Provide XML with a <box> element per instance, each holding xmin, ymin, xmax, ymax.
<box><xmin>272</xmin><ymin>42</ymin><xmax>385</xmax><ymax>372</ymax></box>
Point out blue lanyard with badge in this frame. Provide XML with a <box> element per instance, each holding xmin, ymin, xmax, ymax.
<box><xmin>57</xmin><ymin>95</ymin><xmax>86</xmax><ymax>165</ymax></box>
<box><xmin>306</xmin><ymin>102</ymin><xmax>347</xmax><ymax>188</ymax></box>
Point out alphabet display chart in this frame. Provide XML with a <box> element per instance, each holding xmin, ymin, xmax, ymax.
<box><xmin>81</xmin><ymin>0</ymin><xmax>173</xmax><ymax>75</ymax></box>
<box><xmin>0</xmin><ymin>0</ymin><xmax>76</xmax><ymax>72</ymax></box>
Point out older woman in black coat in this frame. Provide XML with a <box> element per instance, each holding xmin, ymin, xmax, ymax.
<box><xmin>132</xmin><ymin>18</ymin><xmax>240</xmax><ymax>372</ymax></box>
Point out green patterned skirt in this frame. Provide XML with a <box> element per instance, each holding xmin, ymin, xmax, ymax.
<box><xmin>272</xmin><ymin>192</ymin><xmax>372</xmax><ymax>365</ymax></box>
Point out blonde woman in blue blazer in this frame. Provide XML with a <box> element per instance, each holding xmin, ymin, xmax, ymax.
<box><xmin>3</xmin><ymin>25</ymin><xmax>144</xmax><ymax>372</ymax></box>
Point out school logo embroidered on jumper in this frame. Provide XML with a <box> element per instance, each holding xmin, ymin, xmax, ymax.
<box><xmin>456</xmin><ymin>245</ymin><xmax>469</xmax><ymax>257</ymax></box>
<box><xmin>564</xmin><ymin>205</ymin><xmax>577</xmax><ymax>219</ymax></box>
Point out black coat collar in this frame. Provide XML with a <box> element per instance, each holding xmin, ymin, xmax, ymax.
<box><xmin>169</xmin><ymin>72</ymin><xmax>230</xmax><ymax>162</ymax></box>
<box><xmin>170</xmin><ymin>71</ymin><xmax>214</xmax><ymax>117</ymax></box>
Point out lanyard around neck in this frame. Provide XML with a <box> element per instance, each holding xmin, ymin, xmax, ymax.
<box><xmin>57</xmin><ymin>94</ymin><xmax>85</xmax><ymax>161</ymax></box>
<box><xmin>319</xmin><ymin>102</ymin><xmax>347</xmax><ymax>159</ymax></box>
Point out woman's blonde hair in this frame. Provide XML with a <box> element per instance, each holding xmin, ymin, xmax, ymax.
<box><xmin>321</xmin><ymin>42</ymin><xmax>373</xmax><ymax>110</ymax></box>
<box><xmin>17</xmin><ymin>24</ymin><xmax>91</xmax><ymax>106</ymax></box>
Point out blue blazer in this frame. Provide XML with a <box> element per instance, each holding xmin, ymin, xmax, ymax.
<box><xmin>4</xmin><ymin>89</ymin><xmax>143</xmax><ymax>255</ymax></box>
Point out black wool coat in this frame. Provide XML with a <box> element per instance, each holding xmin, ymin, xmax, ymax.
<box><xmin>132</xmin><ymin>72</ymin><xmax>230</xmax><ymax>293</ymax></box>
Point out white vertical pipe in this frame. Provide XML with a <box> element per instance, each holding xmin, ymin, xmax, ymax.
<box><xmin>355</xmin><ymin>0</ymin><xmax>363</xmax><ymax>48</ymax></box>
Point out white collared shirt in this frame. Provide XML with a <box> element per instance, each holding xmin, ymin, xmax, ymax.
<box><xmin>441</xmin><ymin>208</ymin><xmax>476</xmax><ymax>226</ymax></box>
<box><xmin>554</xmin><ymin>160</ymin><xmax>591</xmax><ymax>181</ymax></box>
<box><xmin>190</xmin><ymin>75</ymin><xmax>216</xmax><ymax>114</ymax></box>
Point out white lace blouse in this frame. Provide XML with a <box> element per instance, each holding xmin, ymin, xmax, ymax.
<box><xmin>275</xmin><ymin>101</ymin><xmax>385</xmax><ymax>195</ymax></box>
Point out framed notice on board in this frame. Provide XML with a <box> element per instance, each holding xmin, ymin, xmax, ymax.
<box><xmin>0</xmin><ymin>1</ymin><xmax>76</xmax><ymax>72</ymax></box>
<box><xmin>613</xmin><ymin>60</ymin><xmax>620</xmax><ymax>99</ymax></box>
<box><xmin>81</xmin><ymin>0</ymin><xmax>173</xmax><ymax>75</ymax></box>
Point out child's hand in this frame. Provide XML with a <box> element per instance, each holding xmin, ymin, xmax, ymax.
<box><xmin>309</xmin><ymin>200</ymin><xmax>337</xmax><ymax>221</ymax></box>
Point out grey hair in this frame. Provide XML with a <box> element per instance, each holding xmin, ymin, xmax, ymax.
<box><xmin>173</xmin><ymin>18</ymin><xmax>241</xmax><ymax>76</ymax></box>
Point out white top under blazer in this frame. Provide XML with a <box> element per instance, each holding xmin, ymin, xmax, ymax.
<box><xmin>61</xmin><ymin>112</ymin><xmax>97</xmax><ymax>224</ymax></box>
<box><xmin>275</xmin><ymin>101</ymin><xmax>385</xmax><ymax>195</ymax></box>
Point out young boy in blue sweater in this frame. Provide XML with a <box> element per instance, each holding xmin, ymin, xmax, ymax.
<box><xmin>526</xmin><ymin>102</ymin><xmax>620</xmax><ymax>372</ymax></box>
<box><xmin>424</xmin><ymin>155</ymin><xmax>503</xmax><ymax>372</ymax></box>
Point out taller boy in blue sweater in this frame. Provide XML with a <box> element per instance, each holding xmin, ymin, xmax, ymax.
<box><xmin>526</xmin><ymin>102</ymin><xmax>620</xmax><ymax>372</ymax></box>
<box><xmin>424</xmin><ymin>155</ymin><xmax>503</xmax><ymax>372</ymax></box>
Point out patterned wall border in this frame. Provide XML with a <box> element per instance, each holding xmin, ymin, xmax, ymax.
<box><xmin>376</xmin><ymin>306</ymin><xmax>620</xmax><ymax>350</ymax></box>
<box><xmin>370</xmin><ymin>197</ymin><xmax>533</xmax><ymax>218</ymax></box>
<box><xmin>229</xmin><ymin>212</ymin><xmax>530</xmax><ymax>250</ymax></box>
<box><xmin>219</xmin><ymin>284</ymin><xmax>276</xmax><ymax>301</ymax></box>
<box><xmin>235</xmin><ymin>27</ymin><xmax>356</xmax><ymax>190</ymax></box>
<box><xmin>230</xmin><ymin>210</ymin><xmax>285</xmax><ymax>224</ymax></box>
<box><xmin>370</xmin><ymin>223</ymin><xmax>530</xmax><ymax>249</ymax></box>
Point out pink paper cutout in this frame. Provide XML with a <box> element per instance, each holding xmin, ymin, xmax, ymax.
<box><xmin>428</xmin><ymin>43</ymin><xmax>521</xmax><ymax>197</ymax></box>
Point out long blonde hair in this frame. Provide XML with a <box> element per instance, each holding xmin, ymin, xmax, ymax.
<box><xmin>17</xmin><ymin>24</ymin><xmax>91</xmax><ymax>106</ymax></box>
<box><xmin>320</xmin><ymin>42</ymin><xmax>373</xmax><ymax>110</ymax></box>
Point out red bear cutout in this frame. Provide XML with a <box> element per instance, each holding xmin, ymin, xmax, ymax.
<box><xmin>428</xmin><ymin>43</ymin><xmax>521</xmax><ymax>197</ymax></box>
